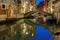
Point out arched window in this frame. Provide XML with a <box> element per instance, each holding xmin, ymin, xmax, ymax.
<box><xmin>2</xmin><ymin>4</ymin><xmax>5</xmax><ymax>8</ymax></box>
<box><xmin>14</xmin><ymin>0</ymin><xmax>17</xmax><ymax>2</ymax></box>
<box><xmin>17</xmin><ymin>0</ymin><xmax>21</xmax><ymax>4</ymax></box>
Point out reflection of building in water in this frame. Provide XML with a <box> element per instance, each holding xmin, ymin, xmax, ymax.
<box><xmin>54</xmin><ymin>27</ymin><xmax>60</xmax><ymax>40</ymax></box>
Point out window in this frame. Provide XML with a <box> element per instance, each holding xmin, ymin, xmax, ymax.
<box><xmin>17</xmin><ymin>0</ymin><xmax>21</xmax><ymax>4</ymax></box>
<box><xmin>14</xmin><ymin>0</ymin><xmax>17</xmax><ymax>2</ymax></box>
<box><xmin>2</xmin><ymin>4</ymin><xmax>5</xmax><ymax>8</ymax></box>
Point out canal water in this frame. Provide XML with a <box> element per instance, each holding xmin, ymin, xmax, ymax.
<box><xmin>30</xmin><ymin>26</ymin><xmax>54</xmax><ymax>40</ymax></box>
<box><xmin>36</xmin><ymin>26</ymin><xmax>53</xmax><ymax>40</ymax></box>
<box><xmin>30</xmin><ymin>20</ymin><xmax>54</xmax><ymax>40</ymax></box>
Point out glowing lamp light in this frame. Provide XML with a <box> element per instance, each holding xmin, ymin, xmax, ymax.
<box><xmin>32</xmin><ymin>33</ymin><xmax>34</xmax><ymax>36</ymax></box>
<box><xmin>26</xmin><ymin>32</ymin><xmax>29</xmax><ymax>35</ymax></box>
<box><xmin>30</xmin><ymin>5</ymin><xmax>33</xmax><ymax>11</ymax></box>
<box><xmin>22</xmin><ymin>23</ymin><xmax>26</xmax><ymax>34</ymax></box>
<box><xmin>50</xmin><ymin>8</ymin><xmax>54</xmax><ymax>13</ymax></box>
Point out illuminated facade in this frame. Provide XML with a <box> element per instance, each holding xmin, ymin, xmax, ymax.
<box><xmin>20</xmin><ymin>0</ymin><xmax>36</xmax><ymax>14</ymax></box>
<box><xmin>37</xmin><ymin>0</ymin><xmax>48</xmax><ymax>12</ymax></box>
<box><xmin>54</xmin><ymin>0</ymin><xmax>60</xmax><ymax>40</ymax></box>
<box><xmin>54</xmin><ymin>0</ymin><xmax>60</xmax><ymax>24</ymax></box>
<box><xmin>43</xmin><ymin>0</ymin><xmax>48</xmax><ymax>11</ymax></box>
<box><xmin>0</xmin><ymin>0</ymin><xmax>20</xmax><ymax>20</ymax></box>
<box><xmin>48</xmin><ymin>0</ymin><xmax>55</xmax><ymax>14</ymax></box>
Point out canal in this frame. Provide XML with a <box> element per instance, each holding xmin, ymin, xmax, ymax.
<box><xmin>30</xmin><ymin>20</ymin><xmax>54</xmax><ymax>40</ymax></box>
